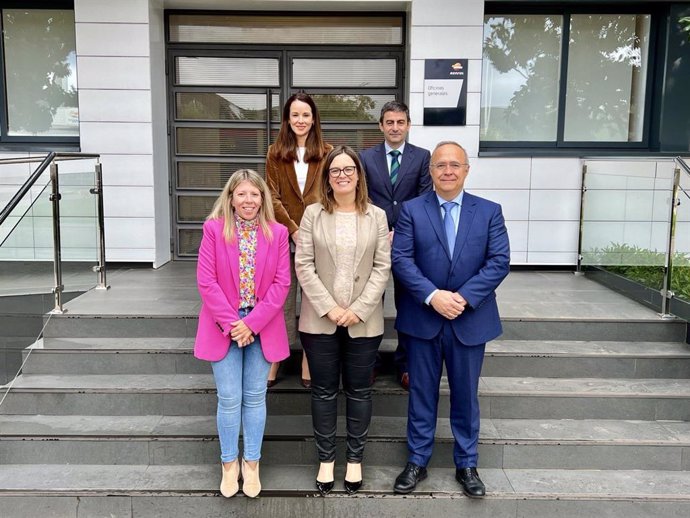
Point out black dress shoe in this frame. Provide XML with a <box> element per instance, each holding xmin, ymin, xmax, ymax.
<box><xmin>455</xmin><ymin>467</ymin><xmax>485</xmax><ymax>498</ymax></box>
<box><xmin>301</xmin><ymin>378</ymin><xmax>312</xmax><ymax>389</ymax></box>
<box><xmin>344</xmin><ymin>478</ymin><xmax>362</xmax><ymax>495</ymax></box>
<box><xmin>315</xmin><ymin>479</ymin><xmax>334</xmax><ymax>496</ymax></box>
<box><xmin>393</xmin><ymin>462</ymin><xmax>427</xmax><ymax>494</ymax></box>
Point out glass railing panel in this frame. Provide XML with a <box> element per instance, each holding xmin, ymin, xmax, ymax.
<box><xmin>53</xmin><ymin>160</ymin><xmax>99</xmax><ymax>293</ymax></box>
<box><xmin>671</xmin><ymin>162</ymin><xmax>690</xmax><ymax>305</ymax></box>
<box><xmin>580</xmin><ymin>159</ymin><xmax>675</xmax><ymax>293</ymax></box>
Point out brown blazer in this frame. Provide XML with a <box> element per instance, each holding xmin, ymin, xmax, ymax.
<box><xmin>295</xmin><ymin>203</ymin><xmax>391</xmax><ymax>338</ymax></box>
<box><xmin>265</xmin><ymin>143</ymin><xmax>333</xmax><ymax>235</ymax></box>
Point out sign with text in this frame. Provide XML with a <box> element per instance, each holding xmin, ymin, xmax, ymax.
<box><xmin>423</xmin><ymin>59</ymin><xmax>467</xmax><ymax>126</ymax></box>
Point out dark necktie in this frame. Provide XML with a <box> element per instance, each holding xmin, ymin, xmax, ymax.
<box><xmin>389</xmin><ymin>150</ymin><xmax>401</xmax><ymax>185</ymax></box>
<box><xmin>442</xmin><ymin>201</ymin><xmax>457</xmax><ymax>256</ymax></box>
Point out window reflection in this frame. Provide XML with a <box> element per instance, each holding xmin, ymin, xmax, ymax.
<box><xmin>481</xmin><ymin>15</ymin><xmax>562</xmax><ymax>141</ymax></box>
<box><xmin>564</xmin><ymin>15</ymin><xmax>650</xmax><ymax>142</ymax></box>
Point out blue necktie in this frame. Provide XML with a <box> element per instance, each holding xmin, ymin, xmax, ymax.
<box><xmin>389</xmin><ymin>150</ymin><xmax>401</xmax><ymax>185</ymax></box>
<box><xmin>442</xmin><ymin>201</ymin><xmax>457</xmax><ymax>256</ymax></box>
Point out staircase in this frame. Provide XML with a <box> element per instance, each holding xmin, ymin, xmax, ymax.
<box><xmin>1</xmin><ymin>268</ymin><xmax>689</xmax><ymax>517</ymax></box>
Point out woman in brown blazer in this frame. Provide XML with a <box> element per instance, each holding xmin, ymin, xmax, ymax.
<box><xmin>265</xmin><ymin>92</ymin><xmax>332</xmax><ymax>387</ymax></box>
<box><xmin>295</xmin><ymin>145</ymin><xmax>391</xmax><ymax>496</ymax></box>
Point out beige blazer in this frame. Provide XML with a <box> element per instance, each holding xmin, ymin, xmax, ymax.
<box><xmin>295</xmin><ymin>203</ymin><xmax>391</xmax><ymax>338</ymax></box>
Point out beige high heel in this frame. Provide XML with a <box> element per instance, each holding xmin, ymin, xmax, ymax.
<box><xmin>219</xmin><ymin>460</ymin><xmax>240</xmax><ymax>497</ymax></box>
<box><xmin>242</xmin><ymin>459</ymin><xmax>261</xmax><ymax>498</ymax></box>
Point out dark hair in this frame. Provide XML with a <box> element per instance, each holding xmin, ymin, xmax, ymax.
<box><xmin>271</xmin><ymin>92</ymin><xmax>328</xmax><ymax>163</ymax></box>
<box><xmin>379</xmin><ymin>100</ymin><xmax>410</xmax><ymax>123</ymax></box>
<box><xmin>319</xmin><ymin>145</ymin><xmax>369</xmax><ymax>214</ymax></box>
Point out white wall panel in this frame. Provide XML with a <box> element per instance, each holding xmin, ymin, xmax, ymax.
<box><xmin>103</xmin><ymin>187</ymin><xmax>155</xmax><ymax>218</ymax></box>
<box><xmin>77</xmin><ymin>57</ymin><xmax>151</xmax><ymax>90</ymax></box>
<box><xmin>99</xmin><ymin>155</ymin><xmax>155</xmax><ymax>187</ymax></box>
<box><xmin>467</xmin><ymin>158</ymin><xmax>531</xmax><ymax>190</ymax></box>
<box><xmin>104</xmin><ymin>217</ymin><xmax>155</xmax><ymax>249</ymax></box>
<box><xmin>75</xmin><ymin>23</ymin><xmax>150</xmax><ymax>57</ymax></box>
<box><xmin>411</xmin><ymin>0</ymin><xmax>484</xmax><ymax>26</ymax></box>
<box><xmin>470</xmin><ymin>190</ymin><xmax>529</xmax><ymax>221</ymax></box>
<box><xmin>409</xmin><ymin>126</ymin><xmax>480</xmax><ymax>158</ymax></box>
<box><xmin>505</xmin><ymin>220</ymin><xmax>528</xmax><ymax>252</ymax></box>
<box><xmin>75</xmin><ymin>0</ymin><xmax>149</xmax><ymax>23</ymax></box>
<box><xmin>80</xmin><ymin>123</ymin><xmax>153</xmax><ymax>155</ymax></box>
<box><xmin>410</xmin><ymin>26</ymin><xmax>484</xmax><ymax>60</ymax></box>
<box><xmin>78</xmin><ymin>90</ymin><xmax>152</xmax><ymax>123</ymax></box>
<box><xmin>530</xmin><ymin>158</ymin><xmax>582</xmax><ymax>190</ymax></box>
<box><xmin>529</xmin><ymin>190</ymin><xmax>580</xmax><ymax>221</ymax></box>
<box><xmin>528</xmin><ymin>221</ymin><xmax>579</xmax><ymax>252</ymax></box>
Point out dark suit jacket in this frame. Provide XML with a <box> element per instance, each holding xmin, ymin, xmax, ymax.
<box><xmin>359</xmin><ymin>142</ymin><xmax>432</xmax><ymax>230</ymax></box>
<box><xmin>265</xmin><ymin>144</ymin><xmax>333</xmax><ymax>235</ymax></box>
<box><xmin>391</xmin><ymin>191</ymin><xmax>510</xmax><ymax>345</ymax></box>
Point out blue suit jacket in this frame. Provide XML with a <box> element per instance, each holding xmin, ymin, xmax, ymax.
<box><xmin>391</xmin><ymin>191</ymin><xmax>510</xmax><ymax>345</ymax></box>
<box><xmin>359</xmin><ymin>142</ymin><xmax>432</xmax><ymax>230</ymax></box>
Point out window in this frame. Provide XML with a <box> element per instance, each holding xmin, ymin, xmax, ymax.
<box><xmin>481</xmin><ymin>5</ymin><xmax>655</xmax><ymax>151</ymax></box>
<box><xmin>0</xmin><ymin>5</ymin><xmax>78</xmax><ymax>146</ymax></box>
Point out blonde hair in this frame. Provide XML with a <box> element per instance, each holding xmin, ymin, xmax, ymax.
<box><xmin>319</xmin><ymin>145</ymin><xmax>370</xmax><ymax>214</ymax></box>
<box><xmin>207</xmin><ymin>169</ymin><xmax>275</xmax><ymax>243</ymax></box>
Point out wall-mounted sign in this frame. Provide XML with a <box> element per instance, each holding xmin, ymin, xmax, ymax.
<box><xmin>423</xmin><ymin>59</ymin><xmax>467</xmax><ymax>126</ymax></box>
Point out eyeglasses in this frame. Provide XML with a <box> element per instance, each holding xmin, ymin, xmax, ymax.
<box><xmin>328</xmin><ymin>166</ymin><xmax>357</xmax><ymax>177</ymax></box>
<box><xmin>430</xmin><ymin>162</ymin><xmax>469</xmax><ymax>172</ymax></box>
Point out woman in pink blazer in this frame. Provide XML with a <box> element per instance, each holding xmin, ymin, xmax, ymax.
<box><xmin>195</xmin><ymin>169</ymin><xmax>291</xmax><ymax>499</ymax></box>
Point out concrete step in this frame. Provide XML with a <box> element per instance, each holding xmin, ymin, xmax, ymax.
<box><xmin>41</xmin><ymin>312</ymin><xmax>688</xmax><ymax>343</ymax></box>
<box><xmin>23</xmin><ymin>338</ymin><xmax>690</xmax><ymax>379</ymax></box>
<box><xmin>0</xmin><ymin>464</ymin><xmax>689</xmax><ymax>518</ymax></box>
<box><xmin>3</xmin><ymin>374</ymin><xmax>689</xmax><ymax>420</ymax></box>
<box><xmin>1</xmin><ymin>415</ymin><xmax>688</xmax><ymax>470</ymax></box>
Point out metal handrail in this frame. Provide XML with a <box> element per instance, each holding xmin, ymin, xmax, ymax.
<box><xmin>0</xmin><ymin>152</ymin><xmax>108</xmax><ymax>312</ymax></box>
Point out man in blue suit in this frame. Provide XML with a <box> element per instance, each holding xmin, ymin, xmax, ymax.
<box><xmin>391</xmin><ymin>141</ymin><xmax>510</xmax><ymax>498</ymax></box>
<box><xmin>359</xmin><ymin>101</ymin><xmax>432</xmax><ymax>389</ymax></box>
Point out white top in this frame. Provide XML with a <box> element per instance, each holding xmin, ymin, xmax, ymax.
<box><xmin>384</xmin><ymin>141</ymin><xmax>406</xmax><ymax>173</ymax></box>
<box><xmin>333</xmin><ymin>211</ymin><xmax>358</xmax><ymax>308</ymax></box>
<box><xmin>294</xmin><ymin>147</ymin><xmax>308</xmax><ymax>194</ymax></box>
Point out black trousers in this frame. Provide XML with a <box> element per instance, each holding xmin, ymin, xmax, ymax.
<box><xmin>301</xmin><ymin>327</ymin><xmax>382</xmax><ymax>463</ymax></box>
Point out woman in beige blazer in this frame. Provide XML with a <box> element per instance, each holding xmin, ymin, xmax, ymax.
<box><xmin>295</xmin><ymin>145</ymin><xmax>391</xmax><ymax>496</ymax></box>
<box><xmin>265</xmin><ymin>92</ymin><xmax>332</xmax><ymax>387</ymax></box>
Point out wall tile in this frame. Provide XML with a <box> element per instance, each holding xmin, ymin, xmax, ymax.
<box><xmin>409</xmin><ymin>125</ymin><xmax>480</xmax><ymax>158</ymax></box>
<box><xmin>77</xmin><ymin>57</ymin><xmax>151</xmax><ymax>90</ymax></box>
<box><xmin>505</xmin><ymin>220</ymin><xmax>528</xmax><ymax>252</ymax></box>
<box><xmin>466</xmin><ymin>158</ymin><xmax>531</xmax><ymax>190</ymax></box>
<box><xmin>470</xmin><ymin>189</ymin><xmax>529</xmax><ymax>221</ymax></box>
<box><xmin>76</xmin><ymin>23</ymin><xmax>150</xmax><ymax>57</ymax></box>
<box><xmin>527</xmin><ymin>251</ymin><xmax>578</xmax><ymax>264</ymax></box>
<box><xmin>529</xmin><ymin>190</ymin><xmax>580</xmax><ymax>221</ymax></box>
<box><xmin>528</xmin><ymin>221</ymin><xmax>579</xmax><ymax>252</ymax></box>
<box><xmin>530</xmin><ymin>158</ymin><xmax>582</xmax><ymax>190</ymax></box>
<box><xmin>410</xmin><ymin>26</ymin><xmax>484</xmax><ymax>60</ymax></box>
<box><xmin>99</xmin><ymin>155</ymin><xmax>154</xmax><ymax>187</ymax></box>
<box><xmin>78</xmin><ymin>90</ymin><xmax>152</xmax><ymax>123</ymax></box>
<box><xmin>80</xmin><ymin>122</ymin><xmax>153</xmax><ymax>155</ymax></box>
<box><xmin>411</xmin><ymin>0</ymin><xmax>484</xmax><ymax>26</ymax></box>
<box><xmin>75</xmin><ymin>0</ymin><xmax>149</xmax><ymax>23</ymax></box>
<box><xmin>103</xmin><ymin>187</ymin><xmax>155</xmax><ymax>218</ymax></box>
<box><xmin>105</xmin><ymin>217</ymin><xmax>154</xmax><ymax>249</ymax></box>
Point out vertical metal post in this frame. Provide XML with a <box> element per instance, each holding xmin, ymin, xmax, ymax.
<box><xmin>91</xmin><ymin>161</ymin><xmax>109</xmax><ymax>290</ymax></box>
<box><xmin>575</xmin><ymin>163</ymin><xmax>587</xmax><ymax>276</ymax></box>
<box><xmin>660</xmin><ymin>167</ymin><xmax>681</xmax><ymax>318</ymax></box>
<box><xmin>49</xmin><ymin>162</ymin><xmax>64</xmax><ymax>314</ymax></box>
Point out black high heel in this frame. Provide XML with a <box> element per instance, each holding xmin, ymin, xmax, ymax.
<box><xmin>344</xmin><ymin>478</ymin><xmax>363</xmax><ymax>495</ymax></box>
<box><xmin>316</xmin><ymin>479</ymin><xmax>334</xmax><ymax>496</ymax></box>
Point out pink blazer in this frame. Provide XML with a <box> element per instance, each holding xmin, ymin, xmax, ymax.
<box><xmin>194</xmin><ymin>218</ymin><xmax>291</xmax><ymax>363</ymax></box>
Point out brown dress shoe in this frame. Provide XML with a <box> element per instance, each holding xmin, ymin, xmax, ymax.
<box><xmin>301</xmin><ymin>378</ymin><xmax>312</xmax><ymax>389</ymax></box>
<box><xmin>399</xmin><ymin>372</ymin><xmax>410</xmax><ymax>391</ymax></box>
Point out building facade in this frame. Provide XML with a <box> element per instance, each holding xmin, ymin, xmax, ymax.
<box><xmin>1</xmin><ymin>0</ymin><xmax>688</xmax><ymax>266</ymax></box>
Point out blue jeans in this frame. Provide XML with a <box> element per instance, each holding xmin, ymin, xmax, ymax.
<box><xmin>211</xmin><ymin>312</ymin><xmax>270</xmax><ymax>463</ymax></box>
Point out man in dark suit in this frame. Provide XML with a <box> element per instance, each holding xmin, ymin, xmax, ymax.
<box><xmin>359</xmin><ymin>101</ymin><xmax>432</xmax><ymax>389</ymax></box>
<box><xmin>391</xmin><ymin>141</ymin><xmax>510</xmax><ymax>498</ymax></box>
